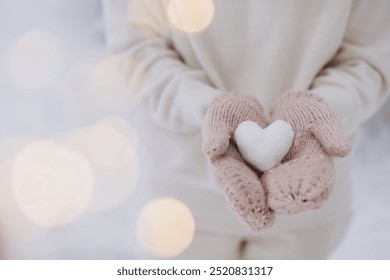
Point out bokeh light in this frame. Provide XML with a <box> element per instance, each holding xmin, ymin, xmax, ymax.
<box><xmin>168</xmin><ymin>0</ymin><xmax>215</xmax><ymax>33</ymax></box>
<box><xmin>86</xmin><ymin>118</ymin><xmax>137</xmax><ymax>169</ymax></box>
<box><xmin>136</xmin><ymin>197</ymin><xmax>195</xmax><ymax>258</ymax></box>
<box><xmin>88</xmin><ymin>55</ymin><xmax>147</xmax><ymax>110</ymax></box>
<box><xmin>0</xmin><ymin>158</ymin><xmax>46</xmax><ymax>242</ymax></box>
<box><xmin>5</xmin><ymin>29</ymin><xmax>65</xmax><ymax>91</ymax></box>
<box><xmin>64</xmin><ymin>117</ymin><xmax>139</xmax><ymax>211</ymax></box>
<box><xmin>11</xmin><ymin>140</ymin><xmax>94</xmax><ymax>228</ymax></box>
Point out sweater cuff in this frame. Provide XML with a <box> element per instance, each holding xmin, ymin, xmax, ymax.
<box><xmin>190</xmin><ymin>86</ymin><xmax>221</xmax><ymax>128</ymax></box>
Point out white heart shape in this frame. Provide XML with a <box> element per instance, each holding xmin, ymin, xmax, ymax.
<box><xmin>234</xmin><ymin>120</ymin><xmax>294</xmax><ymax>172</ymax></box>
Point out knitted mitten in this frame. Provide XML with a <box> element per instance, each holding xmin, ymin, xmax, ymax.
<box><xmin>202</xmin><ymin>92</ymin><xmax>275</xmax><ymax>232</ymax></box>
<box><xmin>202</xmin><ymin>92</ymin><xmax>267</xmax><ymax>157</ymax></box>
<box><xmin>262</xmin><ymin>90</ymin><xmax>351</xmax><ymax>215</ymax></box>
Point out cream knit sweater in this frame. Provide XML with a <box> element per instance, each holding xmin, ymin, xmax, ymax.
<box><xmin>102</xmin><ymin>0</ymin><xmax>390</xmax><ymax>234</ymax></box>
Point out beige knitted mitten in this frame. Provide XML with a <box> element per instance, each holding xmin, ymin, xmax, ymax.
<box><xmin>202</xmin><ymin>92</ymin><xmax>275</xmax><ymax>232</ymax></box>
<box><xmin>262</xmin><ymin>90</ymin><xmax>351</xmax><ymax>215</ymax></box>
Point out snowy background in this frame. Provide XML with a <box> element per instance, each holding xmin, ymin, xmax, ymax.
<box><xmin>0</xmin><ymin>0</ymin><xmax>389</xmax><ymax>259</ymax></box>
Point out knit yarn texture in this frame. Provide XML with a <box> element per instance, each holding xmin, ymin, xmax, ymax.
<box><xmin>202</xmin><ymin>92</ymin><xmax>275</xmax><ymax>233</ymax></box>
<box><xmin>263</xmin><ymin>90</ymin><xmax>351</xmax><ymax>215</ymax></box>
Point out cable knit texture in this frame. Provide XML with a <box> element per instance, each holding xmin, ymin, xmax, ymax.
<box><xmin>263</xmin><ymin>90</ymin><xmax>351</xmax><ymax>215</ymax></box>
<box><xmin>202</xmin><ymin>92</ymin><xmax>275</xmax><ymax>233</ymax></box>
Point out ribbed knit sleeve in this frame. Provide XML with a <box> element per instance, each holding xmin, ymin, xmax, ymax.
<box><xmin>102</xmin><ymin>0</ymin><xmax>220</xmax><ymax>132</ymax></box>
<box><xmin>310</xmin><ymin>0</ymin><xmax>390</xmax><ymax>136</ymax></box>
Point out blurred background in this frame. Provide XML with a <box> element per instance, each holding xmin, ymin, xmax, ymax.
<box><xmin>0</xmin><ymin>0</ymin><xmax>389</xmax><ymax>259</ymax></box>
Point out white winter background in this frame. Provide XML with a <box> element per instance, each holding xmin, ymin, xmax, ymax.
<box><xmin>0</xmin><ymin>0</ymin><xmax>389</xmax><ymax>259</ymax></box>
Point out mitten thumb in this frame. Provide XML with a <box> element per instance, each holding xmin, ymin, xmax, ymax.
<box><xmin>202</xmin><ymin>127</ymin><xmax>231</xmax><ymax>157</ymax></box>
<box><xmin>312</xmin><ymin>114</ymin><xmax>351</xmax><ymax>157</ymax></box>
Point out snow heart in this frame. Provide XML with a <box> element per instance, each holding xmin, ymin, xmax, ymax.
<box><xmin>234</xmin><ymin>120</ymin><xmax>294</xmax><ymax>172</ymax></box>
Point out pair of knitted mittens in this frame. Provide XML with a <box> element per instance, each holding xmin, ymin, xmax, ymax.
<box><xmin>202</xmin><ymin>91</ymin><xmax>351</xmax><ymax>233</ymax></box>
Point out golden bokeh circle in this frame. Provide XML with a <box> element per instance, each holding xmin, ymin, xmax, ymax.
<box><xmin>137</xmin><ymin>197</ymin><xmax>195</xmax><ymax>258</ymax></box>
<box><xmin>168</xmin><ymin>0</ymin><xmax>215</xmax><ymax>33</ymax></box>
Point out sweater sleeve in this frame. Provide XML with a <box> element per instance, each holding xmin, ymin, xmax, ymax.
<box><xmin>310</xmin><ymin>0</ymin><xmax>390</xmax><ymax>136</ymax></box>
<box><xmin>101</xmin><ymin>0</ymin><xmax>220</xmax><ymax>132</ymax></box>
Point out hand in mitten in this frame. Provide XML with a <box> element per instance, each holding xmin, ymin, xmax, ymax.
<box><xmin>202</xmin><ymin>92</ymin><xmax>275</xmax><ymax>232</ymax></box>
<box><xmin>262</xmin><ymin>90</ymin><xmax>351</xmax><ymax>215</ymax></box>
